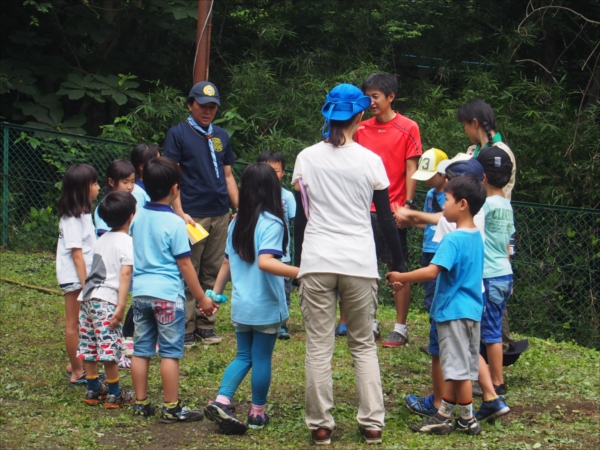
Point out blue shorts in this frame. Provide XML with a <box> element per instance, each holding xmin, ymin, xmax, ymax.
<box><xmin>428</xmin><ymin>318</ymin><xmax>439</xmax><ymax>356</ymax></box>
<box><xmin>132</xmin><ymin>296</ymin><xmax>185</xmax><ymax>359</ymax></box>
<box><xmin>481</xmin><ymin>275</ymin><xmax>513</xmax><ymax>344</ymax></box>
<box><xmin>421</xmin><ymin>252</ymin><xmax>437</xmax><ymax>312</ymax></box>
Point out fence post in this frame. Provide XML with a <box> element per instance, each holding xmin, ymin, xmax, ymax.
<box><xmin>2</xmin><ymin>126</ymin><xmax>8</xmax><ymax>248</ymax></box>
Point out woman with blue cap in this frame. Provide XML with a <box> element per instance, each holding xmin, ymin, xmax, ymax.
<box><xmin>292</xmin><ymin>84</ymin><xmax>406</xmax><ymax>445</ymax></box>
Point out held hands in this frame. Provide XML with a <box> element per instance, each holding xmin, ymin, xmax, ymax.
<box><xmin>205</xmin><ymin>289</ymin><xmax>229</xmax><ymax>304</ymax></box>
<box><xmin>109</xmin><ymin>307</ymin><xmax>124</xmax><ymax>330</ymax></box>
<box><xmin>196</xmin><ymin>293</ymin><xmax>220</xmax><ymax>316</ymax></box>
<box><xmin>385</xmin><ymin>271</ymin><xmax>405</xmax><ymax>294</ymax></box>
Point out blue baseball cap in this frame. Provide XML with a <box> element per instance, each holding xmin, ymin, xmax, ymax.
<box><xmin>189</xmin><ymin>81</ymin><xmax>220</xmax><ymax>106</ymax></box>
<box><xmin>321</xmin><ymin>84</ymin><xmax>371</xmax><ymax>138</ymax></box>
<box><xmin>445</xmin><ymin>158</ymin><xmax>484</xmax><ymax>181</ymax></box>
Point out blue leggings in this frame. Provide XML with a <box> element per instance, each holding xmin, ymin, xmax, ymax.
<box><xmin>217</xmin><ymin>330</ymin><xmax>278</xmax><ymax>405</ymax></box>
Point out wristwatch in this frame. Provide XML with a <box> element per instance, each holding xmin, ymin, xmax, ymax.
<box><xmin>404</xmin><ymin>200</ymin><xmax>416</xmax><ymax>209</ymax></box>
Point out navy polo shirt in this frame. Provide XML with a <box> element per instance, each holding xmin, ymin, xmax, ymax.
<box><xmin>163</xmin><ymin>122</ymin><xmax>235</xmax><ymax>217</ymax></box>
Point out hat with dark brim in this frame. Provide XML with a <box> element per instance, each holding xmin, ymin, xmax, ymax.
<box><xmin>189</xmin><ymin>81</ymin><xmax>220</xmax><ymax>106</ymax></box>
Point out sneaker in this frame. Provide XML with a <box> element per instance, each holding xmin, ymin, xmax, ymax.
<box><xmin>160</xmin><ymin>401</ymin><xmax>204</xmax><ymax>423</ymax></box>
<box><xmin>381</xmin><ymin>331</ymin><xmax>409</xmax><ymax>348</ymax></box>
<box><xmin>123</xmin><ymin>338</ymin><xmax>134</xmax><ymax>357</ymax></box>
<box><xmin>454</xmin><ymin>417</ymin><xmax>482</xmax><ymax>435</ymax></box>
<box><xmin>204</xmin><ymin>401</ymin><xmax>248</xmax><ymax>435</ymax></box>
<box><xmin>184</xmin><ymin>332</ymin><xmax>196</xmax><ymax>348</ymax></box>
<box><xmin>404</xmin><ymin>394</ymin><xmax>438</xmax><ymax>417</ymax></box>
<box><xmin>312</xmin><ymin>427</ymin><xmax>334</xmax><ymax>445</ymax></box>
<box><xmin>84</xmin><ymin>383</ymin><xmax>108</xmax><ymax>405</ymax></box>
<box><xmin>475</xmin><ymin>397</ymin><xmax>510</xmax><ymax>423</ymax></box>
<box><xmin>133</xmin><ymin>401</ymin><xmax>156</xmax><ymax>418</ymax></box>
<box><xmin>118</xmin><ymin>354</ymin><xmax>132</xmax><ymax>370</ymax></box>
<box><xmin>494</xmin><ymin>383</ymin><xmax>507</xmax><ymax>395</ymax></box>
<box><xmin>278</xmin><ymin>326</ymin><xmax>290</xmax><ymax>340</ymax></box>
<box><xmin>360</xmin><ymin>427</ymin><xmax>382</xmax><ymax>444</ymax></box>
<box><xmin>409</xmin><ymin>415</ymin><xmax>452</xmax><ymax>435</ymax></box>
<box><xmin>373</xmin><ymin>320</ymin><xmax>381</xmax><ymax>341</ymax></box>
<box><xmin>334</xmin><ymin>323</ymin><xmax>347</xmax><ymax>337</ymax></box>
<box><xmin>105</xmin><ymin>389</ymin><xmax>135</xmax><ymax>409</ymax></box>
<box><xmin>194</xmin><ymin>328</ymin><xmax>223</xmax><ymax>345</ymax></box>
<box><xmin>247</xmin><ymin>412</ymin><xmax>270</xmax><ymax>430</ymax></box>
<box><xmin>472</xmin><ymin>381</ymin><xmax>483</xmax><ymax>397</ymax></box>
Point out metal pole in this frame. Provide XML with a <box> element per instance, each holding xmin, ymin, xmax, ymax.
<box><xmin>3</xmin><ymin>126</ymin><xmax>9</xmax><ymax>248</ymax></box>
<box><xmin>194</xmin><ymin>0</ymin><xmax>213</xmax><ymax>83</ymax></box>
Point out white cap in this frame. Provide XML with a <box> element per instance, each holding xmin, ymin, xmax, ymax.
<box><xmin>437</xmin><ymin>153</ymin><xmax>472</xmax><ymax>174</ymax></box>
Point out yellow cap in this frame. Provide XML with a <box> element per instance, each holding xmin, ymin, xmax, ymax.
<box><xmin>412</xmin><ymin>148</ymin><xmax>448</xmax><ymax>180</ymax></box>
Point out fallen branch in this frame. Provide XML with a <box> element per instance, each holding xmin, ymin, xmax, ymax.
<box><xmin>0</xmin><ymin>277</ymin><xmax>63</xmax><ymax>296</ymax></box>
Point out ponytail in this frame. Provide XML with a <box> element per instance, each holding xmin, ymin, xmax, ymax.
<box><xmin>482</xmin><ymin>120</ymin><xmax>493</xmax><ymax>144</ymax></box>
<box><xmin>326</xmin><ymin>116</ymin><xmax>357</xmax><ymax>147</ymax></box>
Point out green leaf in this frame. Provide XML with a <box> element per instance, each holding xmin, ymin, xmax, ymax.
<box><xmin>66</xmin><ymin>89</ymin><xmax>86</xmax><ymax>100</ymax></box>
<box><xmin>61</xmin><ymin>115</ymin><xmax>87</xmax><ymax>128</ymax></box>
<box><xmin>111</xmin><ymin>92</ymin><xmax>128</xmax><ymax>105</ymax></box>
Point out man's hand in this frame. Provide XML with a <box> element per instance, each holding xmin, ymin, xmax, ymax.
<box><xmin>109</xmin><ymin>307</ymin><xmax>125</xmax><ymax>330</ymax></box>
<box><xmin>197</xmin><ymin>293</ymin><xmax>219</xmax><ymax>316</ymax></box>
<box><xmin>182</xmin><ymin>213</ymin><xmax>195</xmax><ymax>226</ymax></box>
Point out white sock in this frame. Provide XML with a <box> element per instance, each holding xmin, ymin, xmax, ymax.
<box><xmin>373</xmin><ymin>319</ymin><xmax>379</xmax><ymax>331</ymax></box>
<box><xmin>394</xmin><ymin>323</ymin><xmax>408</xmax><ymax>336</ymax></box>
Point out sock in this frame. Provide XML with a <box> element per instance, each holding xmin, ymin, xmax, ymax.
<box><xmin>437</xmin><ymin>398</ymin><xmax>456</xmax><ymax>418</ymax></box>
<box><xmin>86</xmin><ymin>375</ymin><xmax>101</xmax><ymax>392</ymax></box>
<box><xmin>136</xmin><ymin>397</ymin><xmax>150</xmax><ymax>405</ymax></box>
<box><xmin>484</xmin><ymin>395</ymin><xmax>499</xmax><ymax>403</ymax></box>
<box><xmin>107</xmin><ymin>377</ymin><xmax>121</xmax><ymax>397</ymax></box>
<box><xmin>393</xmin><ymin>323</ymin><xmax>407</xmax><ymax>336</ymax></box>
<box><xmin>163</xmin><ymin>401</ymin><xmax>179</xmax><ymax>409</ymax></box>
<box><xmin>458</xmin><ymin>401</ymin><xmax>473</xmax><ymax>420</ymax></box>
<box><xmin>215</xmin><ymin>395</ymin><xmax>231</xmax><ymax>406</ymax></box>
<box><xmin>249</xmin><ymin>404</ymin><xmax>266</xmax><ymax>416</ymax></box>
<box><xmin>373</xmin><ymin>320</ymin><xmax>379</xmax><ymax>331</ymax></box>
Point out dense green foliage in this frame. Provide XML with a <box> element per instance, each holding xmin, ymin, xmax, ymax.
<box><xmin>1</xmin><ymin>0</ymin><xmax>598</xmax><ymax>208</ymax></box>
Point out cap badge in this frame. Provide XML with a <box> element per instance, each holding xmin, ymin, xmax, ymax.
<box><xmin>203</xmin><ymin>85</ymin><xmax>216</xmax><ymax>96</ymax></box>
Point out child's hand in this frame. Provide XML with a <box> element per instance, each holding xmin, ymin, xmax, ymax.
<box><xmin>205</xmin><ymin>289</ymin><xmax>229</xmax><ymax>304</ymax></box>
<box><xmin>197</xmin><ymin>294</ymin><xmax>220</xmax><ymax>316</ymax></box>
<box><xmin>109</xmin><ymin>308</ymin><xmax>124</xmax><ymax>330</ymax></box>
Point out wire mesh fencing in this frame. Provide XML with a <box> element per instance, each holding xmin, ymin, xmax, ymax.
<box><xmin>2</xmin><ymin>123</ymin><xmax>598</xmax><ymax>349</ymax></box>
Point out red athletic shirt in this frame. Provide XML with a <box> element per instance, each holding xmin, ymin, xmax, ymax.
<box><xmin>355</xmin><ymin>112</ymin><xmax>422</xmax><ymax>211</ymax></box>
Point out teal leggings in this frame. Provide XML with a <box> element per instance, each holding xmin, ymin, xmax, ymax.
<box><xmin>217</xmin><ymin>330</ymin><xmax>278</xmax><ymax>405</ymax></box>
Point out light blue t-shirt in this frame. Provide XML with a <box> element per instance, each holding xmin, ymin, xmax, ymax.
<box><xmin>430</xmin><ymin>228</ymin><xmax>484</xmax><ymax>322</ymax></box>
<box><xmin>483</xmin><ymin>195</ymin><xmax>515</xmax><ymax>279</ymax></box>
<box><xmin>132</xmin><ymin>180</ymin><xmax>150</xmax><ymax>209</ymax></box>
<box><xmin>93</xmin><ymin>201</ymin><xmax>110</xmax><ymax>237</ymax></box>
<box><xmin>130</xmin><ymin>202</ymin><xmax>191</xmax><ymax>301</ymax></box>
<box><xmin>281</xmin><ymin>187</ymin><xmax>296</xmax><ymax>263</ymax></box>
<box><xmin>423</xmin><ymin>188</ymin><xmax>446</xmax><ymax>253</ymax></box>
<box><xmin>226</xmin><ymin>212</ymin><xmax>289</xmax><ymax>326</ymax></box>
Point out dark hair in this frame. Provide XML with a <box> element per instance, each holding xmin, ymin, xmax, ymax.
<box><xmin>131</xmin><ymin>144</ymin><xmax>160</xmax><ymax>179</ymax></box>
<box><xmin>186</xmin><ymin>97</ymin><xmax>195</xmax><ymax>106</ymax></box>
<box><xmin>98</xmin><ymin>191</ymin><xmax>137</xmax><ymax>229</ymax></box>
<box><xmin>456</xmin><ymin>99</ymin><xmax>496</xmax><ymax>144</ymax></box>
<box><xmin>444</xmin><ymin>176</ymin><xmax>486</xmax><ymax>217</ymax></box>
<box><xmin>485</xmin><ymin>171</ymin><xmax>511</xmax><ymax>189</ymax></box>
<box><xmin>256</xmin><ymin>150</ymin><xmax>286</xmax><ymax>172</ymax></box>
<box><xmin>143</xmin><ymin>157</ymin><xmax>182</xmax><ymax>201</ymax></box>
<box><xmin>361</xmin><ymin>73</ymin><xmax>398</xmax><ymax>97</ymax></box>
<box><xmin>105</xmin><ymin>159</ymin><xmax>135</xmax><ymax>191</ymax></box>
<box><xmin>327</xmin><ymin>116</ymin><xmax>356</xmax><ymax>147</ymax></box>
<box><xmin>233</xmin><ymin>162</ymin><xmax>288</xmax><ymax>263</ymax></box>
<box><xmin>57</xmin><ymin>163</ymin><xmax>98</xmax><ymax>218</ymax></box>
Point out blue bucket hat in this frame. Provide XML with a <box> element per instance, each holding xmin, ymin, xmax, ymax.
<box><xmin>321</xmin><ymin>84</ymin><xmax>371</xmax><ymax>138</ymax></box>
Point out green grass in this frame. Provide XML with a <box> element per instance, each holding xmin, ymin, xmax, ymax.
<box><xmin>1</xmin><ymin>250</ymin><xmax>599</xmax><ymax>449</ymax></box>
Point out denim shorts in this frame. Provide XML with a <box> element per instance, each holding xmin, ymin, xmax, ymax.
<box><xmin>428</xmin><ymin>318</ymin><xmax>439</xmax><ymax>356</ymax></box>
<box><xmin>60</xmin><ymin>282</ymin><xmax>82</xmax><ymax>293</ymax></box>
<box><xmin>481</xmin><ymin>275</ymin><xmax>513</xmax><ymax>344</ymax></box>
<box><xmin>132</xmin><ymin>296</ymin><xmax>185</xmax><ymax>359</ymax></box>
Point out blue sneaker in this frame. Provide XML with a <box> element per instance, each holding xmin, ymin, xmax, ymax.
<box><xmin>475</xmin><ymin>397</ymin><xmax>510</xmax><ymax>423</ymax></box>
<box><xmin>205</xmin><ymin>401</ymin><xmax>248</xmax><ymax>435</ymax></box>
<box><xmin>335</xmin><ymin>323</ymin><xmax>347</xmax><ymax>337</ymax></box>
<box><xmin>278</xmin><ymin>326</ymin><xmax>290</xmax><ymax>340</ymax></box>
<box><xmin>404</xmin><ymin>394</ymin><xmax>438</xmax><ymax>417</ymax></box>
<box><xmin>248</xmin><ymin>412</ymin><xmax>270</xmax><ymax>430</ymax></box>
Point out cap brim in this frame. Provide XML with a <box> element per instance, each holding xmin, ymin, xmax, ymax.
<box><xmin>412</xmin><ymin>170</ymin><xmax>436</xmax><ymax>181</ymax></box>
<box><xmin>195</xmin><ymin>96</ymin><xmax>221</xmax><ymax>106</ymax></box>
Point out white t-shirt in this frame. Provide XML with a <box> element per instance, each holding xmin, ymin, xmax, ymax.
<box><xmin>78</xmin><ymin>232</ymin><xmax>134</xmax><ymax>304</ymax></box>
<box><xmin>432</xmin><ymin>209</ymin><xmax>486</xmax><ymax>244</ymax></box>
<box><xmin>292</xmin><ymin>141</ymin><xmax>389</xmax><ymax>279</ymax></box>
<box><xmin>56</xmin><ymin>214</ymin><xmax>96</xmax><ymax>285</ymax></box>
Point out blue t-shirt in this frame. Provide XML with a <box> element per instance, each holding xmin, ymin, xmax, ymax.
<box><xmin>130</xmin><ymin>202</ymin><xmax>192</xmax><ymax>301</ymax></box>
<box><xmin>163</xmin><ymin>122</ymin><xmax>235</xmax><ymax>217</ymax></box>
<box><xmin>430</xmin><ymin>228</ymin><xmax>484</xmax><ymax>322</ymax></box>
<box><xmin>93</xmin><ymin>199</ymin><xmax>110</xmax><ymax>237</ymax></box>
<box><xmin>132</xmin><ymin>179</ymin><xmax>150</xmax><ymax>210</ymax></box>
<box><xmin>281</xmin><ymin>187</ymin><xmax>296</xmax><ymax>263</ymax></box>
<box><xmin>423</xmin><ymin>188</ymin><xmax>446</xmax><ymax>253</ymax></box>
<box><xmin>226</xmin><ymin>212</ymin><xmax>289</xmax><ymax>326</ymax></box>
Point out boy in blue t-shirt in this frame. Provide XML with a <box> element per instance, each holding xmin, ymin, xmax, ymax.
<box><xmin>387</xmin><ymin>175</ymin><xmax>487</xmax><ymax>435</ymax></box>
<box><xmin>256</xmin><ymin>151</ymin><xmax>296</xmax><ymax>340</ymax></box>
<box><xmin>129</xmin><ymin>157</ymin><xmax>219</xmax><ymax>423</ymax></box>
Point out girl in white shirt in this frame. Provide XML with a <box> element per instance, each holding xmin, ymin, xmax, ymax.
<box><xmin>56</xmin><ymin>163</ymin><xmax>100</xmax><ymax>385</ymax></box>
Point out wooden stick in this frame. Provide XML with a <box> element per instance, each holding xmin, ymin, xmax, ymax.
<box><xmin>0</xmin><ymin>277</ymin><xmax>63</xmax><ymax>296</ymax></box>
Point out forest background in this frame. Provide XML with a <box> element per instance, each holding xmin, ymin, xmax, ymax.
<box><xmin>1</xmin><ymin>0</ymin><xmax>599</xmax><ymax>208</ymax></box>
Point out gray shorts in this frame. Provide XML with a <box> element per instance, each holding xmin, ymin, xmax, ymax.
<box><xmin>438</xmin><ymin>319</ymin><xmax>480</xmax><ymax>381</ymax></box>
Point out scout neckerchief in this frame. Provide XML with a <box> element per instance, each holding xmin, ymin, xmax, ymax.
<box><xmin>473</xmin><ymin>132</ymin><xmax>503</xmax><ymax>158</ymax></box>
<box><xmin>187</xmin><ymin>115</ymin><xmax>219</xmax><ymax>178</ymax></box>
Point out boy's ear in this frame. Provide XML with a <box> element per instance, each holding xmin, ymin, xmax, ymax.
<box><xmin>459</xmin><ymin>198</ymin><xmax>469</xmax><ymax>211</ymax></box>
<box><xmin>107</xmin><ymin>177</ymin><xmax>115</xmax><ymax>188</ymax></box>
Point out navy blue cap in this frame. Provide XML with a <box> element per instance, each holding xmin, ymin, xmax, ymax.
<box><xmin>445</xmin><ymin>158</ymin><xmax>484</xmax><ymax>181</ymax></box>
<box><xmin>189</xmin><ymin>81</ymin><xmax>220</xmax><ymax>106</ymax></box>
<box><xmin>321</xmin><ymin>84</ymin><xmax>371</xmax><ymax>138</ymax></box>
<box><xmin>477</xmin><ymin>146</ymin><xmax>513</xmax><ymax>174</ymax></box>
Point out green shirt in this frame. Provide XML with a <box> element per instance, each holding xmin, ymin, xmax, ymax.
<box><xmin>473</xmin><ymin>132</ymin><xmax>503</xmax><ymax>158</ymax></box>
<box><xmin>483</xmin><ymin>195</ymin><xmax>515</xmax><ymax>278</ymax></box>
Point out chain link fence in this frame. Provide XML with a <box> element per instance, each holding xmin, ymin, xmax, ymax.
<box><xmin>2</xmin><ymin>123</ymin><xmax>598</xmax><ymax>349</ymax></box>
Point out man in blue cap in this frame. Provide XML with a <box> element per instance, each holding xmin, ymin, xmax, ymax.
<box><xmin>164</xmin><ymin>81</ymin><xmax>239</xmax><ymax>347</ymax></box>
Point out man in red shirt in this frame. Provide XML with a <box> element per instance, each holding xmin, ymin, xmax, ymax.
<box><xmin>336</xmin><ymin>73</ymin><xmax>422</xmax><ymax>347</ymax></box>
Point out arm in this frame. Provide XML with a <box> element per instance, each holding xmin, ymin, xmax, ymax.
<box><xmin>71</xmin><ymin>248</ymin><xmax>87</xmax><ymax>287</ymax></box>
<box><xmin>387</xmin><ymin>264</ymin><xmax>442</xmax><ymax>284</ymax></box>
<box><xmin>405</xmin><ymin>157</ymin><xmax>419</xmax><ymax>201</ymax></box>
<box><xmin>109</xmin><ymin>265</ymin><xmax>132</xmax><ymax>329</ymax></box>
<box><xmin>395</xmin><ymin>204</ymin><xmax>443</xmax><ymax>226</ymax></box>
<box><xmin>293</xmin><ymin>189</ymin><xmax>306</xmax><ymax>269</ymax></box>
<box><xmin>177</xmin><ymin>256</ymin><xmax>219</xmax><ymax>315</ymax></box>
<box><xmin>258</xmin><ymin>254</ymin><xmax>300</xmax><ymax>278</ymax></box>
<box><xmin>373</xmin><ymin>188</ymin><xmax>407</xmax><ymax>272</ymax></box>
<box><xmin>172</xmin><ymin>190</ymin><xmax>195</xmax><ymax>225</ymax></box>
<box><xmin>212</xmin><ymin>258</ymin><xmax>231</xmax><ymax>294</ymax></box>
<box><xmin>224</xmin><ymin>165</ymin><xmax>239</xmax><ymax>209</ymax></box>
